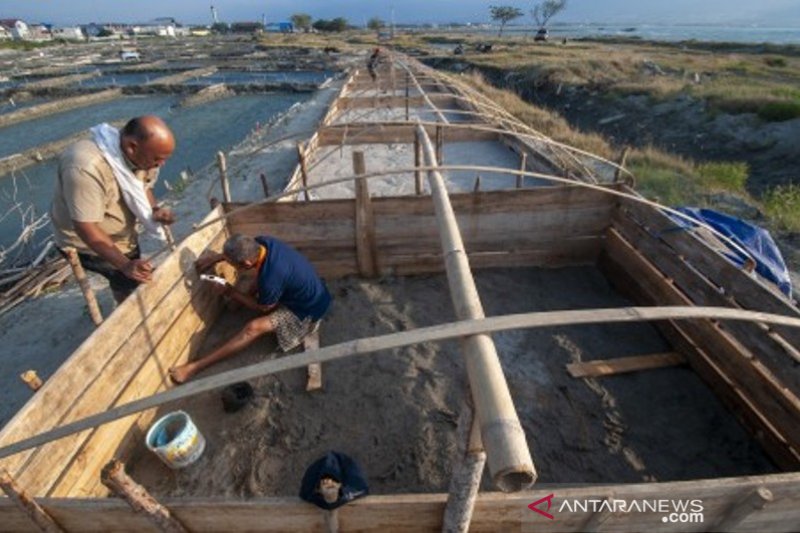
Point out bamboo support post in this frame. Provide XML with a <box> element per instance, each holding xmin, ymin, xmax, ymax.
<box><xmin>20</xmin><ymin>370</ymin><xmax>43</xmax><ymax>391</ymax></box>
<box><xmin>710</xmin><ymin>486</ymin><xmax>774</xmax><ymax>531</ymax></box>
<box><xmin>414</xmin><ymin>135</ymin><xmax>423</xmax><ymax>195</ymax></box>
<box><xmin>297</xmin><ymin>142</ymin><xmax>311</xmax><ymax>201</ymax></box>
<box><xmin>473</xmin><ymin>175</ymin><xmax>481</xmax><ymax>193</ymax></box>
<box><xmin>260</xmin><ymin>173</ymin><xmax>270</xmax><ymax>198</ymax></box>
<box><xmin>405</xmin><ymin>72</ymin><xmax>410</xmax><ymax>121</ymax></box>
<box><xmin>442</xmin><ymin>403</ymin><xmax>486</xmax><ymax>533</ymax></box>
<box><xmin>63</xmin><ymin>247</ymin><xmax>103</xmax><ymax>326</ymax></box>
<box><xmin>353</xmin><ymin>152</ymin><xmax>378</xmax><ymax>277</ymax></box>
<box><xmin>516</xmin><ymin>152</ymin><xmax>528</xmax><ymax>189</ymax></box>
<box><xmin>215</xmin><ymin>151</ymin><xmax>231</xmax><ymax>203</ymax></box>
<box><xmin>101</xmin><ymin>459</ymin><xmax>188</xmax><ymax>533</ymax></box>
<box><xmin>0</xmin><ymin>468</ymin><xmax>64</xmax><ymax>532</ymax></box>
<box><xmin>162</xmin><ymin>225</ymin><xmax>176</xmax><ymax>251</ymax></box>
<box><xmin>415</xmin><ymin>124</ymin><xmax>535</xmax><ymax>492</ymax></box>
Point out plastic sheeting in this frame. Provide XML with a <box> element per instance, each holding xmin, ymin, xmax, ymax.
<box><xmin>671</xmin><ymin>207</ymin><xmax>792</xmax><ymax>298</ymax></box>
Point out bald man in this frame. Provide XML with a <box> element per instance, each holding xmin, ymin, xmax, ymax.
<box><xmin>51</xmin><ymin>116</ymin><xmax>176</xmax><ymax>302</ymax></box>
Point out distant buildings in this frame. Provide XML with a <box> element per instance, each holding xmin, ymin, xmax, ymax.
<box><xmin>0</xmin><ymin>19</ymin><xmax>30</xmax><ymax>40</ymax></box>
<box><xmin>0</xmin><ymin>16</ymin><xmax>214</xmax><ymax>41</ymax></box>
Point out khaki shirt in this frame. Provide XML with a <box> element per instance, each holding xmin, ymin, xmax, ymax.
<box><xmin>50</xmin><ymin>139</ymin><xmax>158</xmax><ymax>255</ymax></box>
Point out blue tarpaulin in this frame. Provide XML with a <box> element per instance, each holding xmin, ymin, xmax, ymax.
<box><xmin>670</xmin><ymin>207</ymin><xmax>792</xmax><ymax>298</ymax></box>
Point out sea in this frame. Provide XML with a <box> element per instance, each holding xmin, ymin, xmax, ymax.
<box><xmin>437</xmin><ymin>23</ymin><xmax>800</xmax><ymax>45</ymax></box>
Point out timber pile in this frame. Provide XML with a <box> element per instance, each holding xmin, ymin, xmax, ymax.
<box><xmin>0</xmin><ymin>257</ymin><xmax>70</xmax><ymax>317</ymax></box>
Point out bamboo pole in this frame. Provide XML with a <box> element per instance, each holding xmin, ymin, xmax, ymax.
<box><xmin>473</xmin><ymin>175</ymin><xmax>481</xmax><ymax>193</ymax></box>
<box><xmin>3</xmin><ymin>305</ymin><xmax>800</xmax><ymax>461</ymax></box>
<box><xmin>353</xmin><ymin>151</ymin><xmax>377</xmax><ymax>277</ymax></box>
<box><xmin>405</xmin><ymin>72</ymin><xmax>410</xmax><ymax>121</ymax></box>
<box><xmin>416</xmin><ymin>124</ymin><xmax>535</xmax><ymax>492</ymax></box>
<box><xmin>614</xmin><ymin>147</ymin><xmax>630</xmax><ymax>183</ymax></box>
<box><xmin>63</xmin><ymin>247</ymin><xmax>103</xmax><ymax>326</ymax></box>
<box><xmin>516</xmin><ymin>152</ymin><xmax>528</xmax><ymax>189</ymax></box>
<box><xmin>435</xmin><ymin>125</ymin><xmax>444</xmax><ymax>165</ymax></box>
<box><xmin>20</xmin><ymin>370</ymin><xmax>43</xmax><ymax>391</ymax></box>
<box><xmin>215</xmin><ymin>151</ymin><xmax>231</xmax><ymax>203</ymax></box>
<box><xmin>296</xmin><ymin>142</ymin><xmax>311</xmax><ymax>201</ymax></box>
<box><xmin>101</xmin><ymin>459</ymin><xmax>188</xmax><ymax>533</ymax></box>
<box><xmin>414</xmin><ymin>135</ymin><xmax>423</xmax><ymax>195</ymax></box>
<box><xmin>0</xmin><ymin>468</ymin><xmax>64</xmax><ymax>532</ymax></box>
<box><xmin>442</xmin><ymin>403</ymin><xmax>486</xmax><ymax>533</ymax></box>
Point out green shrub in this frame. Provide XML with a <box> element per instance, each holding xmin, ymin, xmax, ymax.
<box><xmin>763</xmin><ymin>185</ymin><xmax>800</xmax><ymax>231</ymax></box>
<box><xmin>630</xmin><ymin>163</ymin><xmax>697</xmax><ymax>206</ymax></box>
<box><xmin>696</xmin><ymin>161</ymin><xmax>749</xmax><ymax>193</ymax></box>
<box><xmin>757</xmin><ymin>100</ymin><xmax>800</xmax><ymax>122</ymax></box>
<box><xmin>764</xmin><ymin>56</ymin><xmax>788</xmax><ymax>68</ymax></box>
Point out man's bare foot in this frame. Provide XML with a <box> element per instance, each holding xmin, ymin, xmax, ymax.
<box><xmin>168</xmin><ymin>364</ymin><xmax>196</xmax><ymax>385</ymax></box>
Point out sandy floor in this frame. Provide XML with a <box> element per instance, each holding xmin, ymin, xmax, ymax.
<box><xmin>127</xmin><ymin>266</ymin><xmax>775</xmax><ymax>498</ymax></box>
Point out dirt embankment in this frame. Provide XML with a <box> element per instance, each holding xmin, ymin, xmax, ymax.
<box><xmin>424</xmin><ymin>57</ymin><xmax>800</xmax><ymax>197</ymax></box>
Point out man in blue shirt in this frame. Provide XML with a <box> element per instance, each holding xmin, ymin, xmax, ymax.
<box><xmin>169</xmin><ymin>234</ymin><xmax>331</xmax><ymax>384</ymax></box>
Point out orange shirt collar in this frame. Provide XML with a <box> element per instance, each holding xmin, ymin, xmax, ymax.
<box><xmin>254</xmin><ymin>244</ymin><xmax>267</xmax><ymax>271</ymax></box>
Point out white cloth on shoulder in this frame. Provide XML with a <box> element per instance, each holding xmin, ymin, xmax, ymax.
<box><xmin>90</xmin><ymin>123</ymin><xmax>165</xmax><ymax>241</ymax></box>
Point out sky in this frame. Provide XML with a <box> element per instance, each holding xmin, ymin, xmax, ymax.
<box><xmin>0</xmin><ymin>0</ymin><xmax>798</xmax><ymax>26</ymax></box>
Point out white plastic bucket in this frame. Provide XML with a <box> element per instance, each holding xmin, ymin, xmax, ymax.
<box><xmin>145</xmin><ymin>410</ymin><xmax>206</xmax><ymax>469</ymax></box>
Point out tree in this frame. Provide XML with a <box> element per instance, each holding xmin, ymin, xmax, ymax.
<box><xmin>313</xmin><ymin>17</ymin><xmax>349</xmax><ymax>32</ymax></box>
<box><xmin>290</xmin><ymin>13</ymin><xmax>312</xmax><ymax>32</ymax></box>
<box><xmin>489</xmin><ymin>5</ymin><xmax>523</xmax><ymax>37</ymax></box>
<box><xmin>211</xmin><ymin>22</ymin><xmax>230</xmax><ymax>34</ymax></box>
<box><xmin>531</xmin><ymin>0</ymin><xmax>567</xmax><ymax>30</ymax></box>
<box><xmin>367</xmin><ymin>17</ymin><xmax>385</xmax><ymax>32</ymax></box>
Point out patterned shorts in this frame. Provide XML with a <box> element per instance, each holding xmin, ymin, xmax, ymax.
<box><xmin>270</xmin><ymin>306</ymin><xmax>319</xmax><ymax>352</ymax></box>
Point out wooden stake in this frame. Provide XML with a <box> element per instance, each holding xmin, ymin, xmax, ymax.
<box><xmin>614</xmin><ymin>147</ymin><xmax>630</xmax><ymax>183</ymax></box>
<box><xmin>20</xmin><ymin>370</ymin><xmax>43</xmax><ymax>391</ymax></box>
<box><xmin>162</xmin><ymin>225</ymin><xmax>176</xmax><ymax>251</ymax></box>
<box><xmin>516</xmin><ymin>152</ymin><xmax>528</xmax><ymax>189</ymax></box>
<box><xmin>443</xmin><ymin>403</ymin><xmax>486</xmax><ymax>533</ymax></box>
<box><xmin>297</xmin><ymin>142</ymin><xmax>311</xmax><ymax>201</ymax></box>
<box><xmin>566</xmin><ymin>352</ymin><xmax>686</xmax><ymax>379</ymax></box>
<box><xmin>319</xmin><ymin>478</ymin><xmax>341</xmax><ymax>533</ymax></box>
<box><xmin>416</xmin><ymin>124</ymin><xmax>535</xmax><ymax>493</ymax></box>
<box><xmin>215</xmin><ymin>151</ymin><xmax>231</xmax><ymax>203</ymax></box>
<box><xmin>63</xmin><ymin>247</ymin><xmax>103</xmax><ymax>326</ymax></box>
<box><xmin>260</xmin><ymin>173</ymin><xmax>270</xmax><ymax>198</ymax></box>
<box><xmin>405</xmin><ymin>72</ymin><xmax>410</xmax><ymax>121</ymax></box>
<box><xmin>473</xmin><ymin>175</ymin><xmax>481</xmax><ymax>193</ymax></box>
<box><xmin>414</xmin><ymin>134</ymin><xmax>423</xmax><ymax>195</ymax></box>
<box><xmin>0</xmin><ymin>467</ymin><xmax>64</xmax><ymax>532</ymax></box>
<box><xmin>435</xmin><ymin>125</ymin><xmax>443</xmax><ymax>165</ymax></box>
<box><xmin>710</xmin><ymin>486</ymin><xmax>773</xmax><ymax>531</ymax></box>
<box><xmin>101</xmin><ymin>459</ymin><xmax>188</xmax><ymax>533</ymax></box>
<box><xmin>305</xmin><ymin>329</ymin><xmax>322</xmax><ymax>392</ymax></box>
<box><xmin>353</xmin><ymin>152</ymin><xmax>377</xmax><ymax>277</ymax></box>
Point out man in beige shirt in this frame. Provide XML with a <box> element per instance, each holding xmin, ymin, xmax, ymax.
<box><xmin>51</xmin><ymin>116</ymin><xmax>176</xmax><ymax>302</ymax></box>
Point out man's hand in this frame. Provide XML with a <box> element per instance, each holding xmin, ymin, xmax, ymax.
<box><xmin>122</xmin><ymin>259</ymin><xmax>154</xmax><ymax>283</ymax></box>
<box><xmin>152</xmin><ymin>206</ymin><xmax>175</xmax><ymax>225</ymax></box>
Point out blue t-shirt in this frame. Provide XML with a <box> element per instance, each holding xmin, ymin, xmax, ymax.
<box><xmin>255</xmin><ymin>236</ymin><xmax>331</xmax><ymax>321</ymax></box>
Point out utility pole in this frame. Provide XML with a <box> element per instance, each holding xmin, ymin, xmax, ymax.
<box><xmin>210</xmin><ymin>5</ymin><xmax>219</xmax><ymax>24</ymax></box>
<box><xmin>390</xmin><ymin>6</ymin><xmax>396</xmax><ymax>38</ymax></box>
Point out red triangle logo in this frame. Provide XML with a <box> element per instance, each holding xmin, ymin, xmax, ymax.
<box><xmin>528</xmin><ymin>493</ymin><xmax>555</xmax><ymax>520</ymax></box>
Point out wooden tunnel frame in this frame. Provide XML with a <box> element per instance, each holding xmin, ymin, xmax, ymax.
<box><xmin>0</xmin><ymin>55</ymin><xmax>799</xmax><ymax>532</ymax></box>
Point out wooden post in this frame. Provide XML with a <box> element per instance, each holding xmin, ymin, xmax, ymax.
<box><xmin>353</xmin><ymin>152</ymin><xmax>377</xmax><ymax>277</ymax></box>
<box><xmin>296</xmin><ymin>142</ymin><xmax>311</xmax><ymax>201</ymax></box>
<box><xmin>20</xmin><ymin>370</ymin><xmax>43</xmax><ymax>391</ymax></box>
<box><xmin>405</xmin><ymin>72</ymin><xmax>410</xmax><ymax>121</ymax></box>
<box><xmin>442</xmin><ymin>403</ymin><xmax>486</xmax><ymax>533</ymax></box>
<box><xmin>415</xmin><ymin>124</ymin><xmax>535</xmax><ymax>492</ymax></box>
<box><xmin>414</xmin><ymin>134</ymin><xmax>423</xmax><ymax>195</ymax></box>
<box><xmin>101</xmin><ymin>459</ymin><xmax>188</xmax><ymax>533</ymax></box>
<box><xmin>63</xmin><ymin>247</ymin><xmax>103</xmax><ymax>326</ymax></box>
<box><xmin>162</xmin><ymin>225</ymin><xmax>176</xmax><ymax>251</ymax></box>
<box><xmin>710</xmin><ymin>486</ymin><xmax>774</xmax><ymax>531</ymax></box>
<box><xmin>260</xmin><ymin>173</ymin><xmax>270</xmax><ymax>198</ymax></box>
<box><xmin>0</xmin><ymin>468</ymin><xmax>64</xmax><ymax>533</ymax></box>
<box><xmin>216</xmin><ymin>151</ymin><xmax>231</xmax><ymax>203</ymax></box>
<box><xmin>516</xmin><ymin>152</ymin><xmax>528</xmax><ymax>189</ymax></box>
<box><xmin>319</xmin><ymin>478</ymin><xmax>341</xmax><ymax>533</ymax></box>
<box><xmin>614</xmin><ymin>146</ymin><xmax>630</xmax><ymax>182</ymax></box>
<box><xmin>435</xmin><ymin>125</ymin><xmax>443</xmax><ymax>165</ymax></box>
<box><xmin>305</xmin><ymin>329</ymin><xmax>322</xmax><ymax>392</ymax></box>
<box><xmin>473</xmin><ymin>175</ymin><xmax>481</xmax><ymax>193</ymax></box>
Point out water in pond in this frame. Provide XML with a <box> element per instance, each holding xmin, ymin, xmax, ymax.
<box><xmin>0</xmin><ymin>92</ymin><xmax>309</xmax><ymax>264</ymax></box>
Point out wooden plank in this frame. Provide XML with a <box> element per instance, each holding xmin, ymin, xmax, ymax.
<box><xmin>601</xmin><ymin>228</ymin><xmax>800</xmax><ymax>457</ymax></box>
<box><xmin>0</xmin><ymin>472</ymin><xmax>798</xmax><ymax>532</ymax></box>
<box><xmin>613</xmin><ymin>210</ymin><xmax>800</xmax><ymax>395</ymax></box>
<box><xmin>619</xmin><ymin>195</ymin><xmax>800</xmax><ymax>348</ymax></box>
<box><xmin>318</xmin><ymin>124</ymin><xmax>498</xmax><ymax>145</ymax></box>
<box><xmin>227</xmin><ymin>221</ymin><xmax>355</xmax><ymax>243</ymax></box>
<box><xmin>224</xmin><ymin>200</ymin><xmax>354</xmax><ymax>225</ymax></box>
<box><xmin>566</xmin><ymin>352</ymin><xmax>686</xmax><ymax>378</ymax></box>
<box><xmin>338</xmin><ymin>95</ymin><xmax>461</xmax><ymax>110</ymax></box>
<box><xmin>0</xmin><ymin>208</ymin><xmax>226</xmax><ymax>482</ymax></box>
<box><xmin>599</xmin><ymin>244</ymin><xmax>800</xmax><ymax>469</ymax></box>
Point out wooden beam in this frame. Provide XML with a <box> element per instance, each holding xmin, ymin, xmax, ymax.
<box><xmin>101</xmin><ymin>460</ymin><xmax>187</xmax><ymax>533</ymax></box>
<box><xmin>416</xmin><ymin>123</ymin><xmax>536</xmax><ymax>493</ymax></box>
<box><xmin>566</xmin><ymin>352</ymin><xmax>686</xmax><ymax>378</ymax></box>
<box><xmin>0</xmin><ymin>468</ymin><xmax>63</xmax><ymax>533</ymax></box>
<box><xmin>353</xmin><ymin>152</ymin><xmax>378</xmax><ymax>277</ymax></box>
